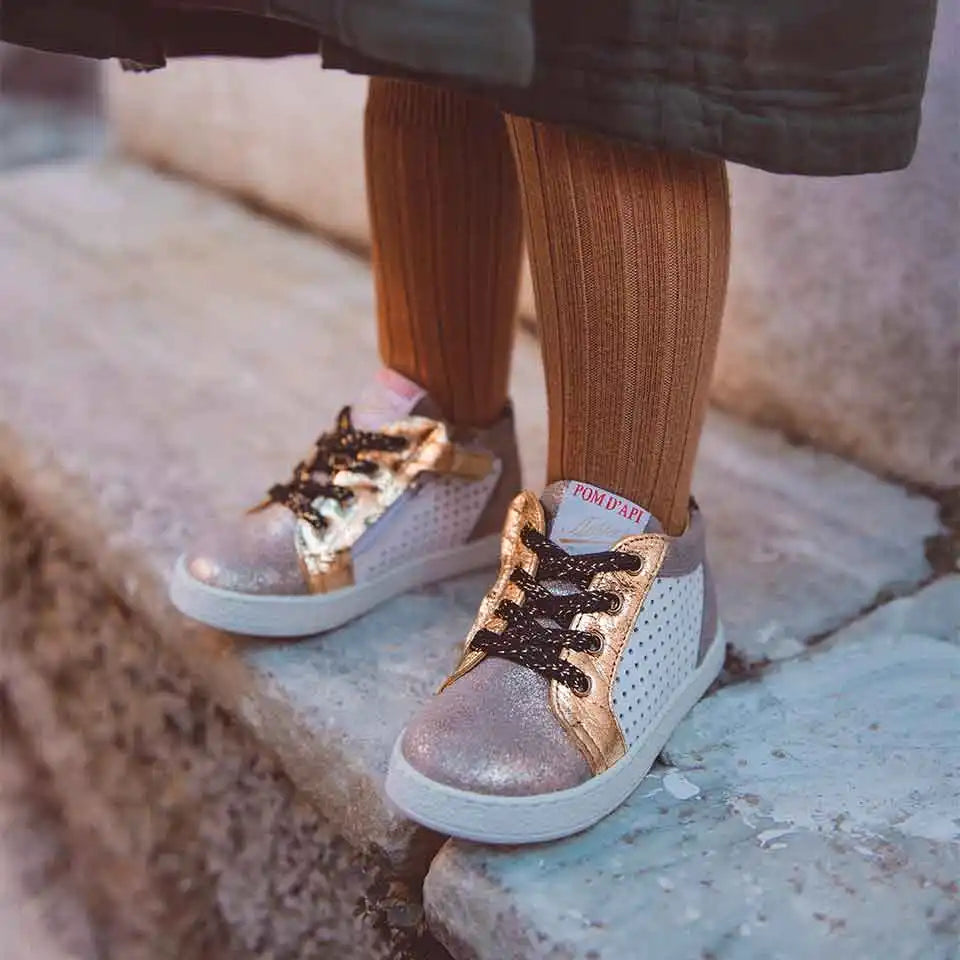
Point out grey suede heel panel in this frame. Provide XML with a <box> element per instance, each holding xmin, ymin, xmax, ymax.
<box><xmin>658</xmin><ymin>505</ymin><xmax>706</xmax><ymax>578</ymax></box>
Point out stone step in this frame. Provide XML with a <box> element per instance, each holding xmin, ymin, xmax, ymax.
<box><xmin>425</xmin><ymin>577</ymin><xmax>960</xmax><ymax>960</ymax></box>
<box><xmin>0</xmin><ymin>159</ymin><xmax>946</xmax><ymax>955</ymax></box>
<box><xmin>0</xmin><ymin>710</ymin><xmax>97</xmax><ymax>960</ymax></box>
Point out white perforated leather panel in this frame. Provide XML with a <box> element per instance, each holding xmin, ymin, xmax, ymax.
<box><xmin>352</xmin><ymin>463</ymin><xmax>501</xmax><ymax>583</ymax></box>
<box><xmin>611</xmin><ymin>566</ymin><xmax>705</xmax><ymax>748</ymax></box>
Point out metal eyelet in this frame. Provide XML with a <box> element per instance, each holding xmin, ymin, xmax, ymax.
<box><xmin>572</xmin><ymin>673</ymin><xmax>593</xmax><ymax>698</ymax></box>
<box><xmin>584</xmin><ymin>630</ymin><xmax>604</xmax><ymax>654</ymax></box>
<box><xmin>606</xmin><ymin>592</ymin><xmax>624</xmax><ymax>615</ymax></box>
<box><xmin>625</xmin><ymin>556</ymin><xmax>645</xmax><ymax>576</ymax></box>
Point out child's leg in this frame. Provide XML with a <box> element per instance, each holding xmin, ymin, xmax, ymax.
<box><xmin>172</xmin><ymin>81</ymin><xmax>522</xmax><ymax>630</ymax></box>
<box><xmin>365</xmin><ymin>79</ymin><xmax>523</xmax><ymax>427</ymax></box>
<box><xmin>506</xmin><ymin>118</ymin><xmax>730</xmax><ymax>535</ymax></box>
<box><xmin>387</xmin><ymin>114</ymin><xmax>731</xmax><ymax>841</ymax></box>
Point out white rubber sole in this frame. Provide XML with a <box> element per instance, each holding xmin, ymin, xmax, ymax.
<box><xmin>386</xmin><ymin>625</ymin><xmax>725</xmax><ymax>844</ymax></box>
<box><xmin>169</xmin><ymin>534</ymin><xmax>501</xmax><ymax>637</ymax></box>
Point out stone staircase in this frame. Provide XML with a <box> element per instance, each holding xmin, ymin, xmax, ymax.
<box><xmin>0</xmin><ymin>701</ymin><xmax>98</xmax><ymax>960</ymax></box>
<box><xmin>0</xmin><ymin>159</ymin><xmax>956</xmax><ymax>959</ymax></box>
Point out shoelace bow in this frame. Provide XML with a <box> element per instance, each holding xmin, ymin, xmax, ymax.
<box><xmin>469</xmin><ymin>526</ymin><xmax>642</xmax><ymax>694</ymax></box>
<box><xmin>266</xmin><ymin>406</ymin><xmax>408</xmax><ymax>527</ymax></box>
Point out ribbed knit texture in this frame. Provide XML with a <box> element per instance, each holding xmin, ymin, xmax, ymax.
<box><xmin>365</xmin><ymin>78</ymin><xmax>523</xmax><ymax>427</ymax></box>
<box><xmin>507</xmin><ymin>117</ymin><xmax>731</xmax><ymax>535</ymax></box>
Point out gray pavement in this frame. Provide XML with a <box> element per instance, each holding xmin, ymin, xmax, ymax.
<box><xmin>426</xmin><ymin>578</ymin><xmax>960</xmax><ymax>959</ymax></box>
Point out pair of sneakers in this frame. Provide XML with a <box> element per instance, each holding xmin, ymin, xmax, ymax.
<box><xmin>170</xmin><ymin>369</ymin><xmax>723</xmax><ymax>844</ymax></box>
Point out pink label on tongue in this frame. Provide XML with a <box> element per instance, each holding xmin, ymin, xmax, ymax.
<box><xmin>550</xmin><ymin>481</ymin><xmax>652</xmax><ymax>554</ymax></box>
<box><xmin>351</xmin><ymin>369</ymin><xmax>426</xmax><ymax>430</ymax></box>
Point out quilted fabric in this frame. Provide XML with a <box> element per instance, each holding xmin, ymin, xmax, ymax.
<box><xmin>0</xmin><ymin>0</ymin><xmax>938</xmax><ymax>173</ymax></box>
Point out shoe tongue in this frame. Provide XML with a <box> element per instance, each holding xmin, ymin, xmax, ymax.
<box><xmin>351</xmin><ymin>368</ymin><xmax>432</xmax><ymax>430</ymax></box>
<box><xmin>541</xmin><ymin>481</ymin><xmax>660</xmax><ymax>555</ymax></box>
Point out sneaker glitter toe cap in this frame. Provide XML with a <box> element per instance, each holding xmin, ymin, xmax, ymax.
<box><xmin>400</xmin><ymin>658</ymin><xmax>592</xmax><ymax>797</ymax></box>
<box><xmin>184</xmin><ymin>503</ymin><xmax>310</xmax><ymax>596</ymax></box>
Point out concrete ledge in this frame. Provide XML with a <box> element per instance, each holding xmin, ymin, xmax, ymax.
<box><xmin>0</xmin><ymin>693</ymin><xmax>96</xmax><ymax>960</ymax></box>
<box><xmin>107</xmin><ymin>61</ymin><xmax>371</xmax><ymax>253</ymax></box>
<box><xmin>0</xmin><ymin>488</ymin><xmax>403</xmax><ymax>959</ymax></box>
<box><xmin>0</xmin><ymin>159</ymin><xmax>947</xmax><ymax>955</ymax></box>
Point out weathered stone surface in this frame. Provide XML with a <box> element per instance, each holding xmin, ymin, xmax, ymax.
<box><xmin>0</xmin><ymin>491</ymin><xmax>413</xmax><ymax>960</ymax></box>
<box><xmin>715</xmin><ymin>1</ymin><xmax>959</xmax><ymax>488</ymax></box>
<box><xmin>0</xmin><ymin>160</ymin><xmax>941</xmax><ymax>877</ymax></box>
<box><xmin>425</xmin><ymin>578</ymin><xmax>960</xmax><ymax>960</ymax></box>
<box><xmin>0</xmin><ymin>704</ymin><xmax>97</xmax><ymax>960</ymax></box>
<box><xmin>108</xmin><ymin>5</ymin><xmax>960</xmax><ymax>488</ymax></box>
<box><xmin>107</xmin><ymin>61</ymin><xmax>371</xmax><ymax>251</ymax></box>
<box><xmin>693</xmin><ymin>413</ymin><xmax>941</xmax><ymax>663</ymax></box>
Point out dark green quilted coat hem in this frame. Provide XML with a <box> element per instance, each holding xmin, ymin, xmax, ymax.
<box><xmin>0</xmin><ymin>0</ymin><xmax>938</xmax><ymax>175</ymax></box>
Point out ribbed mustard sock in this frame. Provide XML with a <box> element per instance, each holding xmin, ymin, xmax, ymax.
<box><xmin>365</xmin><ymin>78</ymin><xmax>523</xmax><ymax>427</ymax></box>
<box><xmin>507</xmin><ymin>116</ymin><xmax>730</xmax><ymax>535</ymax></box>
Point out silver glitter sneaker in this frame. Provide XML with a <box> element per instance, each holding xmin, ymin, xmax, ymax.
<box><xmin>170</xmin><ymin>369</ymin><xmax>520</xmax><ymax>637</ymax></box>
<box><xmin>386</xmin><ymin>480</ymin><xmax>723</xmax><ymax>843</ymax></box>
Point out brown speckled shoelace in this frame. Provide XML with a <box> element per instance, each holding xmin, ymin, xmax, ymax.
<box><xmin>468</xmin><ymin>526</ymin><xmax>642</xmax><ymax>694</ymax></box>
<box><xmin>265</xmin><ymin>406</ymin><xmax>407</xmax><ymax>528</ymax></box>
